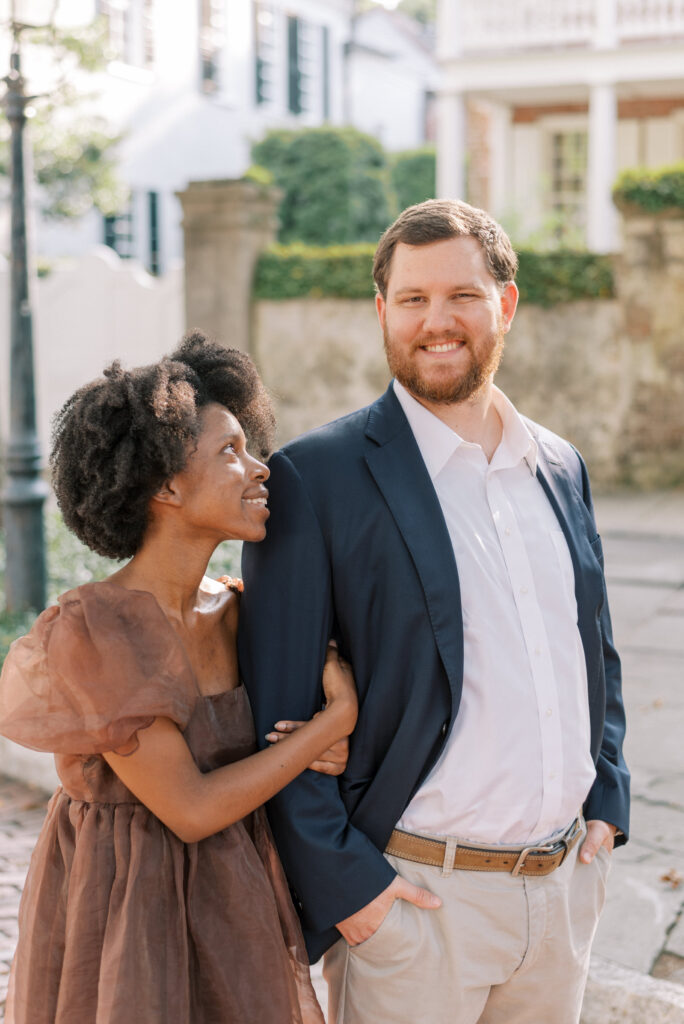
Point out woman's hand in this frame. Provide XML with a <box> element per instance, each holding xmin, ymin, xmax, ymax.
<box><xmin>266</xmin><ymin>721</ymin><xmax>349</xmax><ymax>775</ymax></box>
<box><xmin>265</xmin><ymin>643</ymin><xmax>356</xmax><ymax>771</ymax></box>
<box><xmin>321</xmin><ymin>642</ymin><xmax>357</xmax><ymax>734</ymax></box>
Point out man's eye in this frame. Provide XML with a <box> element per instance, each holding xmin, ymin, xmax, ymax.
<box><xmin>223</xmin><ymin>444</ymin><xmax>237</xmax><ymax>454</ymax></box>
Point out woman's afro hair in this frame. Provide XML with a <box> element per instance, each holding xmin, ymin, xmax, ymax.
<box><xmin>50</xmin><ymin>330</ymin><xmax>276</xmax><ymax>560</ymax></box>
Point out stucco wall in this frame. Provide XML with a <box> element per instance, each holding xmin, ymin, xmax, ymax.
<box><xmin>253</xmin><ymin>295</ymin><xmax>632</xmax><ymax>485</ymax></box>
<box><xmin>253</xmin><ymin>212</ymin><xmax>684</xmax><ymax>488</ymax></box>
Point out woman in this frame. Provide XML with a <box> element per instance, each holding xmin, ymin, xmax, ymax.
<box><xmin>0</xmin><ymin>331</ymin><xmax>356</xmax><ymax>1024</ymax></box>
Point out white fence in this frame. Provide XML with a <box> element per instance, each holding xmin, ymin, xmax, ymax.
<box><xmin>0</xmin><ymin>247</ymin><xmax>185</xmax><ymax>459</ymax></box>
<box><xmin>458</xmin><ymin>0</ymin><xmax>684</xmax><ymax>52</ymax></box>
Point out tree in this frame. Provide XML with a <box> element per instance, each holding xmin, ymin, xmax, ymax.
<box><xmin>0</xmin><ymin>19</ymin><xmax>126</xmax><ymax>221</ymax></box>
<box><xmin>391</xmin><ymin>146</ymin><xmax>436</xmax><ymax>211</ymax></box>
<box><xmin>251</xmin><ymin>126</ymin><xmax>391</xmax><ymax>245</ymax></box>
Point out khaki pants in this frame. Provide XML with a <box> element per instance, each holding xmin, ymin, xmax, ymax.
<box><xmin>323</xmin><ymin>826</ymin><xmax>609</xmax><ymax>1024</ymax></box>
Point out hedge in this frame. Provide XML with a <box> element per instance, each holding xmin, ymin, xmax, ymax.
<box><xmin>613</xmin><ymin>163</ymin><xmax>684</xmax><ymax>213</ymax></box>
<box><xmin>516</xmin><ymin>250</ymin><xmax>614</xmax><ymax>307</ymax></box>
<box><xmin>254</xmin><ymin>243</ymin><xmax>377</xmax><ymax>300</ymax></box>
<box><xmin>253</xmin><ymin>244</ymin><xmax>614</xmax><ymax>307</ymax></box>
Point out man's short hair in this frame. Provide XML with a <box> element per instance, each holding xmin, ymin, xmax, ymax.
<box><xmin>373</xmin><ymin>199</ymin><xmax>519</xmax><ymax>298</ymax></box>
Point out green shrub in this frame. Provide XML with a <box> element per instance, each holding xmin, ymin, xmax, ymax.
<box><xmin>390</xmin><ymin>146</ymin><xmax>436</xmax><ymax>212</ymax></box>
<box><xmin>613</xmin><ymin>163</ymin><xmax>684</xmax><ymax>213</ymax></box>
<box><xmin>250</xmin><ymin>126</ymin><xmax>391</xmax><ymax>245</ymax></box>
<box><xmin>254</xmin><ymin>243</ymin><xmax>614</xmax><ymax>306</ymax></box>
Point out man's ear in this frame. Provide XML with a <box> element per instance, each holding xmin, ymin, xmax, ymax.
<box><xmin>501</xmin><ymin>281</ymin><xmax>519</xmax><ymax>334</ymax></box>
<box><xmin>151</xmin><ymin>479</ymin><xmax>182</xmax><ymax>508</ymax></box>
<box><xmin>375</xmin><ymin>291</ymin><xmax>387</xmax><ymax>330</ymax></box>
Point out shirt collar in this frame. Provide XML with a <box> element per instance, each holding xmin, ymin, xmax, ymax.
<box><xmin>392</xmin><ymin>378</ymin><xmax>538</xmax><ymax>480</ymax></box>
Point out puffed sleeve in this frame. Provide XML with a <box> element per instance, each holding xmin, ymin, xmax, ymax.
<box><xmin>0</xmin><ymin>582</ymin><xmax>197</xmax><ymax>755</ymax></box>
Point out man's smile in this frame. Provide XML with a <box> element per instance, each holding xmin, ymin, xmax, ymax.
<box><xmin>421</xmin><ymin>341</ymin><xmax>465</xmax><ymax>353</ymax></box>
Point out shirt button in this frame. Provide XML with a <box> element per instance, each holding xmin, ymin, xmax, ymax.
<box><xmin>546</xmin><ymin>707</ymin><xmax>553</xmax><ymax>717</ymax></box>
<box><xmin>504</xmin><ymin>527</ymin><xmax>511</xmax><ymax>536</ymax></box>
<box><xmin>534</xmin><ymin>646</ymin><xmax>542</xmax><ymax>656</ymax></box>
<box><xmin>521</xmin><ymin>586</ymin><xmax>529</xmax><ymax>595</ymax></box>
<box><xmin>440</xmin><ymin>721</ymin><xmax>448</xmax><ymax>737</ymax></box>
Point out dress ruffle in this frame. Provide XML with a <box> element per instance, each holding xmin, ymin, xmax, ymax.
<box><xmin>0</xmin><ymin>582</ymin><xmax>196</xmax><ymax>755</ymax></box>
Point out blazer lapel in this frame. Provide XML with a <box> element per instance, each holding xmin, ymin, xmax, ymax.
<box><xmin>364</xmin><ymin>387</ymin><xmax>464</xmax><ymax>703</ymax></box>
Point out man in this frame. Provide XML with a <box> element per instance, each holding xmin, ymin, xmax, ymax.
<box><xmin>239</xmin><ymin>199</ymin><xmax>629</xmax><ymax>1024</ymax></box>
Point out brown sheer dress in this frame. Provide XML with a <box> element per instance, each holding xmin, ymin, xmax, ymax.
<box><xmin>0</xmin><ymin>581</ymin><xmax>324</xmax><ymax>1024</ymax></box>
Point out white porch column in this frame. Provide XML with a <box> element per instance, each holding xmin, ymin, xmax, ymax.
<box><xmin>435</xmin><ymin>0</ymin><xmax>466</xmax><ymax>200</ymax></box>
<box><xmin>586</xmin><ymin>82</ymin><xmax>618</xmax><ymax>252</ymax></box>
<box><xmin>437</xmin><ymin>90</ymin><xmax>467</xmax><ymax>200</ymax></box>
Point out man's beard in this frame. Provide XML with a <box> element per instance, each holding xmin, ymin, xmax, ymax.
<box><xmin>383</xmin><ymin>321</ymin><xmax>506</xmax><ymax>406</ymax></box>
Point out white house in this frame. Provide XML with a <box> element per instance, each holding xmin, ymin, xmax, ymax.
<box><xmin>1</xmin><ymin>0</ymin><xmax>437</xmax><ymax>274</ymax></box>
<box><xmin>435</xmin><ymin>0</ymin><xmax>684</xmax><ymax>250</ymax></box>
<box><xmin>346</xmin><ymin>6</ymin><xmax>437</xmax><ymax>151</ymax></box>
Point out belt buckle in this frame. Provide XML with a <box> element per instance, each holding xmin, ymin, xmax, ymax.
<box><xmin>511</xmin><ymin>841</ymin><xmax>557</xmax><ymax>877</ymax></box>
<box><xmin>511</xmin><ymin>816</ymin><xmax>582</xmax><ymax>877</ymax></box>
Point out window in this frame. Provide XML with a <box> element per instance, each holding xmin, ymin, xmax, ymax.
<box><xmin>287</xmin><ymin>16</ymin><xmax>314</xmax><ymax>115</ymax></box>
<box><xmin>97</xmin><ymin>0</ymin><xmax>155</xmax><ymax>68</ymax></box>
<box><xmin>200</xmin><ymin>0</ymin><xmax>224</xmax><ymax>94</ymax></box>
<box><xmin>104</xmin><ymin>206</ymin><xmax>135</xmax><ymax>260</ymax></box>
<box><xmin>148</xmin><ymin>191</ymin><xmax>161</xmax><ymax>276</ymax></box>
<box><xmin>549</xmin><ymin>131</ymin><xmax>587</xmax><ymax>241</ymax></box>
<box><xmin>321</xmin><ymin>25</ymin><xmax>330</xmax><ymax>121</ymax></box>
<box><xmin>254</xmin><ymin>2</ymin><xmax>276</xmax><ymax>106</ymax></box>
<box><xmin>99</xmin><ymin>0</ymin><xmax>133</xmax><ymax>63</ymax></box>
<box><xmin>142</xmin><ymin>0</ymin><xmax>155</xmax><ymax>68</ymax></box>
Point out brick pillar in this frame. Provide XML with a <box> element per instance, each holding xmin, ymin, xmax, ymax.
<box><xmin>177</xmin><ymin>179</ymin><xmax>281</xmax><ymax>354</ymax></box>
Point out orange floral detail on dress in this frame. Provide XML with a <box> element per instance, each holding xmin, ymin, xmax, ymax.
<box><xmin>217</xmin><ymin>575</ymin><xmax>244</xmax><ymax>594</ymax></box>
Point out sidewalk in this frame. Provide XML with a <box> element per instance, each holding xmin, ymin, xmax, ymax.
<box><xmin>1</xmin><ymin>490</ymin><xmax>683</xmax><ymax>1021</ymax></box>
<box><xmin>0</xmin><ymin>779</ymin><xmax>48</xmax><ymax>1018</ymax></box>
<box><xmin>588</xmin><ymin>492</ymin><xmax>684</xmax><ymax>991</ymax></box>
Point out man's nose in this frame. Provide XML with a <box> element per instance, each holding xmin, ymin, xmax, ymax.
<box><xmin>421</xmin><ymin>300</ymin><xmax>454</xmax><ymax>334</ymax></box>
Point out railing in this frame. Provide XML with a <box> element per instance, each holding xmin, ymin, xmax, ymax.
<box><xmin>618</xmin><ymin>0</ymin><xmax>684</xmax><ymax>39</ymax></box>
<box><xmin>456</xmin><ymin>0</ymin><xmax>684</xmax><ymax>52</ymax></box>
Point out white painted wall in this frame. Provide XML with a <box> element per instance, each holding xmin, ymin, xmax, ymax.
<box><xmin>0</xmin><ymin>248</ymin><xmax>185</xmax><ymax>457</ymax></box>
<box><xmin>347</xmin><ymin>8</ymin><xmax>437</xmax><ymax>151</ymax></box>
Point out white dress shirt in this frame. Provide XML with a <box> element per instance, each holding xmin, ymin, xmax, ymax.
<box><xmin>393</xmin><ymin>379</ymin><xmax>596</xmax><ymax>845</ymax></box>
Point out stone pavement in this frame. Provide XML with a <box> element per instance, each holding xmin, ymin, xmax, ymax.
<box><xmin>0</xmin><ymin>779</ymin><xmax>49</xmax><ymax>1020</ymax></box>
<box><xmin>591</xmin><ymin>491</ymin><xmax>684</xmax><ymax>985</ymax></box>
<box><xmin>0</xmin><ymin>490</ymin><xmax>683</xmax><ymax>1022</ymax></box>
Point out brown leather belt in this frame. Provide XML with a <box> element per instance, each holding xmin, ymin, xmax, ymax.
<box><xmin>385</xmin><ymin>815</ymin><xmax>583</xmax><ymax>877</ymax></box>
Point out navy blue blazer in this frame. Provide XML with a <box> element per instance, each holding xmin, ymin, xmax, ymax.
<box><xmin>239</xmin><ymin>384</ymin><xmax>629</xmax><ymax>963</ymax></box>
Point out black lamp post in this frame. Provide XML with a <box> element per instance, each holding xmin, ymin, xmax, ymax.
<box><xmin>1</xmin><ymin>0</ymin><xmax>57</xmax><ymax>612</ymax></box>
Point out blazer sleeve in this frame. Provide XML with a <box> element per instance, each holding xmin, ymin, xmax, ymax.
<box><xmin>576</xmin><ymin>452</ymin><xmax>630</xmax><ymax>843</ymax></box>
<box><xmin>239</xmin><ymin>450</ymin><xmax>396</xmax><ymax>934</ymax></box>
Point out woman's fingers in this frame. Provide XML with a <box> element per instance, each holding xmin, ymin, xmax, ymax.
<box><xmin>308</xmin><ymin>759</ymin><xmax>345</xmax><ymax>776</ymax></box>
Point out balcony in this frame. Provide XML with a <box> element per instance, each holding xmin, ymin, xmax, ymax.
<box><xmin>456</xmin><ymin>0</ymin><xmax>684</xmax><ymax>54</ymax></box>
